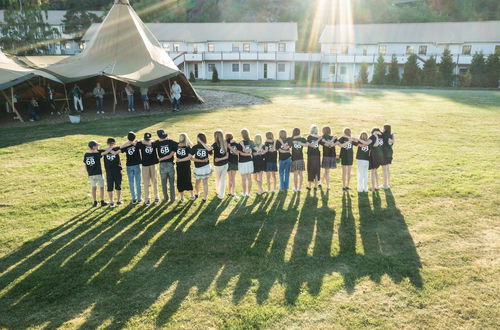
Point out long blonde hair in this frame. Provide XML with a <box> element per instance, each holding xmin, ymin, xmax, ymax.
<box><xmin>254</xmin><ymin>134</ymin><xmax>263</xmax><ymax>149</ymax></box>
<box><xmin>179</xmin><ymin>133</ymin><xmax>192</xmax><ymax>147</ymax></box>
<box><xmin>214</xmin><ymin>130</ymin><xmax>227</xmax><ymax>150</ymax></box>
<box><xmin>241</xmin><ymin>128</ymin><xmax>250</xmax><ymax>141</ymax></box>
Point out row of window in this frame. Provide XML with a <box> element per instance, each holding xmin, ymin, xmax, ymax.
<box><xmin>161</xmin><ymin>42</ymin><xmax>288</xmax><ymax>53</ymax></box>
<box><xmin>205</xmin><ymin>63</ymin><xmax>286</xmax><ymax>73</ymax></box>
<box><xmin>330</xmin><ymin>44</ymin><xmax>500</xmax><ymax>56</ymax></box>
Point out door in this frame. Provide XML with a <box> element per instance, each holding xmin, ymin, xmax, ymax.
<box><xmin>263</xmin><ymin>63</ymin><xmax>268</xmax><ymax>79</ymax></box>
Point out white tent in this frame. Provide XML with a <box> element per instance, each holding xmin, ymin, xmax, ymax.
<box><xmin>39</xmin><ymin>0</ymin><xmax>202</xmax><ymax>102</ymax></box>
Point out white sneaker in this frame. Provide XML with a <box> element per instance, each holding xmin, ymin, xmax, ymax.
<box><xmin>127</xmin><ymin>109</ymin><xmax>131</xmax><ymax>112</ymax></box>
<box><xmin>101</xmin><ymin>111</ymin><xmax>105</xmax><ymax>114</ymax></box>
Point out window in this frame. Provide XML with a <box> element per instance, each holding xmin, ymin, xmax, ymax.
<box><xmin>208</xmin><ymin>63</ymin><xmax>216</xmax><ymax>72</ymax></box>
<box><xmin>208</xmin><ymin>43</ymin><xmax>215</xmax><ymax>52</ymax></box>
<box><xmin>341</xmin><ymin>45</ymin><xmax>349</xmax><ymax>55</ymax></box>
<box><xmin>328</xmin><ymin>64</ymin><xmax>336</xmax><ymax>75</ymax></box>
<box><xmin>340</xmin><ymin>66</ymin><xmax>347</xmax><ymax>75</ymax></box>
<box><xmin>232</xmin><ymin>63</ymin><xmax>239</xmax><ymax>72</ymax></box>
<box><xmin>495</xmin><ymin>45</ymin><xmax>500</xmax><ymax>54</ymax></box>
<box><xmin>419</xmin><ymin>45</ymin><xmax>427</xmax><ymax>55</ymax></box>
<box><xmin>406</xmin><ymin>45</ymin><xmax>414</xmax><ymax>54</ymax></box>
<box><xmin>263</xmin><ymin>43</ymin><xmax>269</xmax><ymax>53</ymax></box>
<box><xmin>162</xmin><ymin>43</ymin><xmax>170</xmax><ymax>51</ymax></box>
<box><xmin>277</xmin><ymin>63</ymin><xmax>286</xmax><ymax>72</ymax></box>
<box><xmin>278</xmin><ymin>43</ymin><xmax>286</xmax><ymax>52</ymax></box>
<box><xmin>173</xmin><ymin>43</ymin><xmax>180</xmax><ymax>52</ymax></box>
<box><xmin>194</xmin><ymin>64</ymin><xmax>199</xmax><ymax>78</ymax></box>
<box><xmin>462</xmin><ymin>45</ymin><xmax>471</xmax><ymax>55</ymax></box>
<box><xmin>193</xmin><ymin>44</ymin><xmax>198</xmax><ymax>53</ymax></box>
<box><xmin>243</xmin><ymin>63</ymin><xmax>250</xmax><ymax>72</ymax></box>
<box><xmin>243</xmin><ymin>43</ymin><xmax>250</xmax><ymax>52</ymax></box>
<box><xmin>330</xmin><ymin>46</ymin><xmax>337</xmax><ymax>54</ymax></box>
<box><xmin>232</xmin><ymin>43</ymin><xmax>239</xmax><ymax>52</ymax></box>
<box><xmin>378</xmin><ymin>45</ymin><xmax>386</xmax><ymax>55</ymax></box>
<box><xmin>362</xmin><ymin>46</ymin><xmax>368</xmax><ymax>56</ymax></box>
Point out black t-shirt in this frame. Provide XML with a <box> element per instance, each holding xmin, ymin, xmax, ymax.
<box><xmin>382</xmin><ymin>133</ymin><xmax>393</xmax><ymax>150</ymax></box>
<box><xmin>121</xmin><ymin>143</ymin><xmax>141</xmax><ymax>166</ymax></box>
<box><xmin>156</xmin><ymin>139</ymin><xmax>178</xmax><ymax>163</ymax></box>
<box><xmin>355</xmin><ymin>142</ymin><xmax>370</xmax><ymax>160</ymax></box>
<box><xmin>275</xmin><ymin>138</ymin><xmax>292</xmax><ymax>161</ymax></box>
<box><xmin>237</xmin><ymin>140</ymin><xmax>253</xmax><ymax>163</ymax></box>
<box><xmin>228</xmin><ymin>141</ymin><xmax>239</xmax><ymax>164</ymax></box>
<box><xmin>137</xmin><ymin>141</ymin><xmax>158</xmax><ymax>166</ymax></box>
<box><xmin>103</xmin><ymin>147</ymin><xmax>122</xmax><ymax>172</ymax></box>
<box><xmin>320</xmin><ymin>135</ymin><xmax>337</xmax><ymax>158</ymax></box>
<box><xmin>190</xmin><ymin>143</ymin><xmax>212</xmax><ymax>168</ymax></box>
<box><xmin>306</xmin><ymin>135</ymin><xmax>321</xmax><ymax>156</ymax></box>
<box><xmin>369</xmin><ymin>135</ymin><xmax>382</xmax><ymax>151</ymax></box>
<box><xmin>264</xmin><ymin>141</ymin><xmax>278</xmax><ymax>163</ymax></box>
<box><xmin>291</xmin><ymin>137</ymin><xmax>306</xmax><ymax>161</ymax></box>
<box><xmin>83</xmin><ymin>151</ymin><xmax>103</xmax><ymax>176</ymax></box>
<box><xmin>212</xmin><ymin>142</ymin><xmax>229</xmax><ymax>166</ymax></box>
<box><xmin>338</xmin><ymin>136</ymin><xmax>354</xmax><ymax>157</ymax></box>
<box><xmin>176</xmin><ymin>145</ymin><xmax>191</xmax><ymax>163</ymax></box>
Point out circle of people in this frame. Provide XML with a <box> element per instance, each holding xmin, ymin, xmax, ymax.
<box><xmin>83</xmin><ymin>125</ymin><xmax>394</xmax><ymax>207</ymax></box>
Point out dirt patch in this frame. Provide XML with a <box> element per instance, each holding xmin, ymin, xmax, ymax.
<box><xmin>0</xmin><ymin>89</ymin><xmax>268</xmax><ymax>127</ymax></box>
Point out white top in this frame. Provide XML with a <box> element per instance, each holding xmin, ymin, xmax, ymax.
<box><xmin>140</xmin><ymin>87</ymin><xmax>148</xmax><ymax>96</ymax></box>
<box><xmin>171</xmin><ymin>84</ymin><xmax>181</xmax><ymax>100</ymax></box>
<box><xmin>125</xmin><ymin>86</ymin><xmax>134</xmax><ymax>96</ymax></box>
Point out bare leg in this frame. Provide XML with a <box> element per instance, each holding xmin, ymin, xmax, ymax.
<box><xmin>108</xmin><ymin>191</ymin><xmax>114</xmax><ymax>204</ymax></box>
<box><xmin>92</xmin><ymin>186</ymin><xmax>97</xmax><ymax>202</ymax></box>
<box><xmin>203</xmin><ymin>179</ymin><xmax>209</xmax><ymax>200</ymax></box>
<box><xmin>241</xmin><ymin>174</ymin><xmax>247</xmax><ymax>195</ymax></box>
<box><xmin>247</xmin><ymin>175</ymin><xmax>253</xmax><ymax>194</ymax></box>
<box><xmin>272</xmin><ymin>172</ymin><xmax>277</xmax><ymax>191</ymax></box>
<box><xmin>117</xmin><ymin>190</ymin><xmax>122</xmax><ymax>203</ymax></box>
<box><xmin>298</xmin><ymin>172</ymin><xmax>303</xmax><ymax>191</ymax></box>
<box><xmin>99</xmin><ymin>187</ymin><xmax>105</xmax><ymax>201</ymax></box>
<box><xmin>195</xmin><ymin>179</ymin><xmax>201</xmax><ymax>196</ymax></box>
<box><xmin>347</xmin><ymin>166</ymin><xmax>352</xmax><ymax>188</ymax></box>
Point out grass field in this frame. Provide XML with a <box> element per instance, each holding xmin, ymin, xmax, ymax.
<box><xmin>0</xmin><ymin>88</ymin><xmax>499</xmax><ymax>329</ymax></box>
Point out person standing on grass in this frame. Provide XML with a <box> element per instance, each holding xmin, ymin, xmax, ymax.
<box><xmin>212</xmin><ymin>130</ymin><xmax>229</xmax><ymax>199</ymax></box>
<box><xmin>27</xmin><ymin>98</ymin><xmax>40</xmax><ymax>122</ymax></box>
<box><xmin>237</xmin><ymin>128</ymin><xmax>254</xmax><ymax>197</ymax></box>
<box><xmin>276</xmin><ymin>129</ymin><xmax>292</xmax><ymax>191</ymax></box>
<box><xmin>319</xmin><ymin>126</ymin><xmax>338</xmax><ymax>190</ymax></box>
<box><xmin>140</xmin><ymin>87</ymin><xmax>150</xmax><ymax>111</ymax></box>
<box><xmin>121</xmin><ymin>132</ymin><xmax>142</xmax><ymax>204</ymax></box>
<box><xmin>72</xmin><ymin>84</ymin><xmax>84</xmax><ymax>112</ymax></box>
<box><xmin>46</xmin><ymin>83</ymin><xmax>56</xmax><ymax>115</ymax></box>
<box><xmin>191</xmin><ymin>133</ymin><xmax>213</xmax><ymax>202</ymax></box>
<box><xmin>306</xmin><ymin>124</ymin><xmax>322</xmax><ymax>190</ymax></box>
<box><xmin>354</xmin><ymin>131</ymin><xmax>371</xmax><ymax>193</ymax></box>
<box><xmin>156</xmin><ymin>129</ymin><xmax>178</xmax><ymax>202</ymax></box>
<box><xmin>171</xmin><ymin>80</ymin><xmax>182</xmax><ymax>112</ymax></box>
<box><xmin>103</xmin><ymin>138</ymin><xmax>123</xmax><ymax>207</ymax></box>
<box><xmin>226</xmin><ymin>132</ymin><xmax>239</xmax><ymax>197</ymax></box>
<box><xmin>83</xmin><ymin>140</ymin><xmax>108</xmax><ymax>207</ymax></box>
<box><xmin>176</xmin><ymin>133</ymin><xmax>195</xmax><ymax>202</ymax></box>
<box><xmin>264</xmin><ymin>131</ymin><xmax>278</xmax><ymax>193</ymax></box>
<box><xmin>125</xmin><ymin>84</ymin><xmax>135</xmax><ymax>112</ymax></box>
<box><xmin>338</xmin><ymin>128</ymin><xmax>354</xmax><ymax>191</ymax></box>
<box><xmin>93</xmin><ymin>82</ymin><xmax>105</xmax><ymax>114</ymax></box>
<box><xmin>381</xmin><ymin>124</ymin><xmax>394</xmax><ymax>189</ymax></box>
<box><xmin>290</xmin><ymin>128</ymin><xmax>307</xmax><ymax>192</ymax></box>
<box><xmin>136</xmin><ymin>132</ymin><xmax>159</xmax><ymax>205</ymax></box>
<box><xmin>252</xmin><ymin>134</ymin><xmax>266</xmax><ymax>195</ymax></box>
<box><xmin>369</xmin><ymin>128</ymin><xmax>384</xmax><ymax>191</ymax></box>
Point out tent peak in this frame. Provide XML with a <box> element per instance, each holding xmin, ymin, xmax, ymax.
<box><xmin>115</xmin><ymin>0</ymin><xmax>130</xmax><ymax>4</ymax></box>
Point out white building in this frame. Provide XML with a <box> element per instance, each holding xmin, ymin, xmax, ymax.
<box><xmin>83</xmin><ymin>22</ymin><xmax>300</xmax><ymax>80</ymax></box>
<box><xmin>318</xmin><ymin>21</ymin><xmax>500</xmax><ymax>83</ymax></box>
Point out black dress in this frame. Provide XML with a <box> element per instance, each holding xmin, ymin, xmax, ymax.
<box><xmin>176</xmin><ymin>145</ymin><xmax>193</xmax><ymax>192</ymax></box>
<box><xmin>253</xmin><ymin>147</ymin><xmax>266</xmax><ymax>173</ymax></box>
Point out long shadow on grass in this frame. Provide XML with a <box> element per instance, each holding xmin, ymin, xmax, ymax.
<box><xmin>0</xmin><ymin>190</ymin><xmax>422</xmax><ymax>328</ymax></box>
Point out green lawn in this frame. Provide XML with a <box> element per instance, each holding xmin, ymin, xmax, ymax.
<box><xmin>0</xmin><ymin>88</ymin><xmax>499</xmax><ymax>329</ymax></box>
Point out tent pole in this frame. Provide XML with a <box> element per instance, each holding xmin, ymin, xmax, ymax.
<box><xmin>111</xmin><ymin>78</ymin><xmax>117</xmax><ymax>113</ymax></box>
<box><xmin>2</xmin><ymin>88</ymin><xmax>23</xmax><ymax>122</ymax></box>
<box><xmin>63</xmin><ymin>84</ymin><xmax>71</xmax><ymax>112</ymax></box>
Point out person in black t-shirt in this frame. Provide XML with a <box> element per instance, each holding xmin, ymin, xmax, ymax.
<box><xmin>103</xmin><ymin>138</ymin><xmax>123</xmax><ymax>207</ymax></box>
<box><xmin>136</xmin><ymin>132</ymin><xmax>159</xmax><ymax>205</ymax></box>
<box><xmin>276</xmin><ymin>129</ymin><xmax>292</xmax><ymax>191</ymax></box>
<box><xmin>354</xmin><ymin>131</ymin><xmax>371</xmax><ymax>193</ymax></box>
<box><xmin>176</xmin><ymin>133</ymin><xmax>195</xmax><ymax>201</ymax></box>
<box><xmin>369</xmin><ymin>128</ymin><xmax>384</xmax><ymax>191</ymax></box>
<box><xmin>319</xmin><ymin>126</ymin><xmax>338</xmax><ymax>190</ymax></box>
<box><xmin>212</xmin><ymin>130</ymin><xmax>229</xmax><ymax>199</ymax></box>
<box><xmin>120</xmin><ymin>131</ymin><xmax>142</xmax><ymax>204</ymax></box>
<box><xmin>290</xmin><ymin>128</ymin><xmax>307</xmax><ymax>192</ymax></box>
<box><xmin>237</xmin><ymin>128</ymin><xmax>254</xmax><ymax>197</ymax></box>
<box><xmin>252</xmin><ymin>134</ymin><xmax>266</xmax><ymax>195</ymax></box>
<box><xmin>226</xmin><ymin>132</ymin><xmax>239</xmax><ymax>197</ymax></box>
<box><xmin>156</xmin><ymin>129</ymin><xmax>178</xmax><ymax>202</ymax></box>
<box><xmin>381</xmin><ymin>124</ymin><xmax>395</xmax><ymax>189</ymax></box>
<box><xmin>83</xmin><ymin>140</ymin><xmax>108</xmax><ymax>207</ymax></box>
<box><xmin>191</xmin><ymin>133</ymin><xmax>213</xmax><ymax>201</ymax></box>
<box><xmin>264</xmin><ymin>131</ymin><xmax>278</xmax><ymax>192</ymax></box>
<box><xmin>338</xmin><ymin>128</ymin><xmax>355</xmax><ymax>191</ymax></box>
<box><xmin>305</xmin><ymin>124</ymin><xmax>322</xmax><ymax>190</ymax></box>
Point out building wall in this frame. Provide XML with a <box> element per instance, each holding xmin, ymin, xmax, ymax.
<box><xmin>185</xmin><ymin>61</ymin><xmax>294</xmax><ymax>80</ymax></box>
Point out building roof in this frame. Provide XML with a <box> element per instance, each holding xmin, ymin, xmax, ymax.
<box><xmin>83</xmin><ymin>22</ymin><xmax>298</xmax><ymax>42</ymax></box>
<box><xmin>0</xmin><ymin>10</ymin><xmax>103</xmax><ymax>25</ymax></box>
<box><xmin>319</xmin><ymin>21</ymin><xmax>500</xmax><ymax>44</ymax></box>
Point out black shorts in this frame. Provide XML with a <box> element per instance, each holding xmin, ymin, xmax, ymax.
<box><xmin>106</xmin><ymin>170</ymin><xmax>122</xmax><ymax>191</ymax></box>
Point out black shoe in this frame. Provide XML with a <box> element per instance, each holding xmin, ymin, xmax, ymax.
<box><xmin>100</xmin><ymin>200</ymin><xmax>108</xmax><ymax>207</ymax></box>
<box><xmin>145</xmin><ymin>200</ymin><xmax>151</xmax><ymax>206</ymax></box>
<box><xmin>92</xmin><ymin>201</ymin><xmax>98</xmax><ymax>207</ymax></box>
<box><xmin>132</xmin><ymin>199</ymin><xmax>137</xmax><ymax>204</ymax></box>
<box><xmin>306</xmin><ymin>187</ymin><xmax>311</xmax><ymax>191</ymax></box>
<box><xmin>117</xmin><ymin>201</ymin><xmax>123</xmax><ymax>206</ymax></box>
<box><xmin>154</xmin><ymin>199</ymin><xmax>160</xmax><ymax>204</ymax></box>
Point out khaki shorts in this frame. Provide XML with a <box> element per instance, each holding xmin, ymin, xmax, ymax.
<box><xmin>89</xmin><ymin>174</ymin><xmax>105</xmax><ymax>187</ymax></box>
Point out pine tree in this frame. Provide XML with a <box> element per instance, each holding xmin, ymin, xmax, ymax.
<box><xmin>402</xmin><ymin>54</ymin><xmax>421</xmax><ymax>86</ymax></box>
<box><xmin>485</xmin><ymin>53</ymin><xmax>500</xmax><ymax>88</ymax></box>
<box><xmin>422</xmin><ymin>55</ymin><xmax>439</xmax><ymax>86</ymax></box>
<box><xmin>189</xmin><ymin>71</ymin><xmax>196</xmax><ymax>83</ymax></box>
<box><xmin>62</xmin><ymin>10</ymin><xmax>102</xmax><ymax>40</ymax></box>
<box><xmin>371</xmin><ymin>55</ymin><xmax>386</xmax><ymax>85</ymax></box>
<box><xmin>386</xmin><ymin>54</ymin><xmax>400</xmax><ymax>85</ymax></box>
<box><xmin>357</xmin><ymin>63</ymin><xmax>368</xmax><ymax>85</ymax></box>
<box><xmin>439</xmin><ymin>48</ymin><xmax>455</xmax><ymax>87</ymax></box>
<box><xmin>211</xmin><ymin>67</ymin><xmax>220</xmax><ymax>82</ymax></box>
<box><xmin>469</xmin><ymin>52</ymin><xmax>487</xmax><ymax>87</ymax></box>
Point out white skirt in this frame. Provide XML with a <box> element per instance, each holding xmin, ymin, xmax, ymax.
<box><xmin>238</xmin><ymin>161</ymin><xmax>254</xmax><ymax>175</ymax></box>
<box><xmin>194</xmin><ymin>164</ymin><xmax>212</xmax><ymax>180</ymax></box>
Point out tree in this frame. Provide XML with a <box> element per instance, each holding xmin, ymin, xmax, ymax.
<box><xmin>357</xmin><ymin>63</ymin><xmax>368</xmax><ymax>85</ymax></box>
<box><xmin>485</xmin><ymin>53</ymin><xmax>500</xmax><ymax>88</ymax></box>
<box><xmin>0</xmin><ymin>10</ymin><xmax>60</xmax><ymax>55</ymax></box>
<box><xmin>386</xmin><ymin>54</ymin><xmax>400</xmax><ymax>85</ymax></box>
<box><xmin>189</xmin><ymin>71</ymin><xmax>196</xmax><ymax>83</ymax></box>
<box><xmin>371</xmin><ymin>55</ymin><xmax>386</xmax><ymax>85</ymax></box>
<box><xmin>62</xmin><ymin>10</ymin><xmax>102</xmax><ymax>40</ymax></box>
<box><xmin>422</xmin><ymin>55</ymin><xmax>439</xmax><ymax>86</ymax></box>
<box><xmin>469</xmin><ymin>52</ymin><xmax>487</xmax><ymax>87</ymax></box>
<box><xmin>211</xmin><ymin>67</ymin><xmax>220</xmax><ymax>82</ymax></box>
<box><xmin>402</xmin><ymin>54</ymin><xmax>421</xmax><ymax>86</ymax></box>
<box><xmin>439</xmin><ymin>48</ymin><xmax>454</xmax><ymax>87</ymax></box>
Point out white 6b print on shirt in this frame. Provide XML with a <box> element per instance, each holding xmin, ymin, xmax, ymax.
<box><xmin>83</xmin><ymin>152</ymin><xmax>103</xmax><ymax>176</ymax></box>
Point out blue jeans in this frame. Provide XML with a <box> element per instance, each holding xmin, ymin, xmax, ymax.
<box><xmin>126</xmin><ymin>165</ymin><xmax>141</xmax><ymax>200</ymax></box>
<box><xmin>127</xmin><ymin>94</ymin><xmax>134</xmax><ymax>110</ymax></box>
<box><xmin>279</xmin><ymin>158</ymin><xmax>292</xmax><ymax>190</ymax></box>
<box><xmin>96</xmin><ymin>97</ymin><xmax>103</xmax><ymax>112</ymax></box>
<box><xmin>172</xmin><ymin>97</ymin><xmax>180</xmax><ymax>110</ymax></box>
